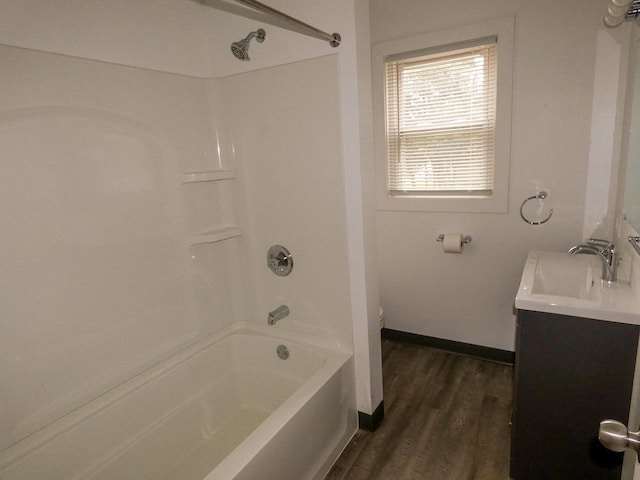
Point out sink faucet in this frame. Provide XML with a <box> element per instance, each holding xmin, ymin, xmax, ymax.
<box><xmin>568</xmin><ymin>238</ymin><xmax>619</xmax><ymax>282</ymax></box>
<box><xmin>268</xmin><ymin>305</ymin><xmax>289</xmax><ymax>325</ymax></box>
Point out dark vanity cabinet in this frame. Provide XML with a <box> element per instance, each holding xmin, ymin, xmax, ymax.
<box><xmin>510</xmin><ymin>310</ymin><xmax>639</xmax><ymax>480</ymax></box>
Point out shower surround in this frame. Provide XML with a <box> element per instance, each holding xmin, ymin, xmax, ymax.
<box><xmin>0</xmin><ymin>29</ymin><xmax>357</xmax><ymax>479</ymax></box>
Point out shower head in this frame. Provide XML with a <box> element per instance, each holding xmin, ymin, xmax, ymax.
<box><xmin>231</xmin><ymin>28</ymin><xmax>266</xmax><ymax>61</ymax></box>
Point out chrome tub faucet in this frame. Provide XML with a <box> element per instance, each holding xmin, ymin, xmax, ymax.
<box><xmin>268</xmin><ymin>305</ymin><xmax>289</xmax><ymax>325</ymax></box>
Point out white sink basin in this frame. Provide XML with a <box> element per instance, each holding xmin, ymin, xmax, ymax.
<box><xmin>529</xmin><ymin>251</ymin><xmax>597</xmax><ymax>299</ymax></box>
<box><xmin>515</xmin><ymin>250</ymin><xmax>640</xmax><ymax>324</ymax></box>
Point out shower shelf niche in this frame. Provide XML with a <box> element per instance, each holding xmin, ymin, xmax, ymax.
<box><xmin>180</xmin><ymin>170</ymin><xmax>235</xmax><ymax>183</ymax></box>
<box><xmin>188</xmin><ymin>225</ymin><xmax>242</xmax><ymax>245</ymax></box>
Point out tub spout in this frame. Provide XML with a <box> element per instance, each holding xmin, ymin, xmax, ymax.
<box><xmin>268</xmin><ymin>305</ymin><xmax>289</xmax><ymax>325</ymax></box>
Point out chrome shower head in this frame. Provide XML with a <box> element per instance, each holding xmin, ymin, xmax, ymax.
<box><xmin>231</xmin><ymin>28</ymin><xmax>266</xmax><ymax>61</ymax></box>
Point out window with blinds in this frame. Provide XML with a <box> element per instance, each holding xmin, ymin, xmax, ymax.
<box><xmin>385</xmin><ymin>37</ymin><xmax>497</xmax><ymax>198</ymax></box>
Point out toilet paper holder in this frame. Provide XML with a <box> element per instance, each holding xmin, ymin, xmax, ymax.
<box><xmin>436</xmin><ymin>234</ymin><xmax>472</xmax><ymax>244</ymax></box>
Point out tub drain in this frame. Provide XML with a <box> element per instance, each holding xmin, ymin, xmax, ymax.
<box><xmin>277</xmin><ymin>345</ymin><xmax>289</xmax><ymax>360</ymax></box>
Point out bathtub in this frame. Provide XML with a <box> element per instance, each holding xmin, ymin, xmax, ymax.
<box><xmin>0</xmin><ymin>322</ymin><xmax>356</xmax><ymax>480</ymax></box>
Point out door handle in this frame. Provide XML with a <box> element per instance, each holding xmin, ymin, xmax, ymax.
<box><xmin>599</xmin><ymin>419</ymin><xmax>640</xmax><ymax>461</ymax></box>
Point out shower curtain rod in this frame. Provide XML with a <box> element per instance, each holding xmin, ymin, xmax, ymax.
<box><xmin>628</xmin><ymin>0</ymin><xmax>640</xmax><ymax>19</ymax></box>
<box><xmin>605</xmin><ymin>0</ymin><xmax>640</xmax><ymax>27</ymax></box>
<box><xmin>229</xmin><ymin>0</ymin><xmax>341</xmax><ymax>47</ymax></box>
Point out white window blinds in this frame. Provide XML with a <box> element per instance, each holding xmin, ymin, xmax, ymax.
<box><xmin>385</xmin><ymin>37</ymin><xmax>497</xmax><ymax>197</ymax></box>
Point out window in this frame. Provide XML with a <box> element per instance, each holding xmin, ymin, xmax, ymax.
<box><xmin>385</xmin><ymin>38</ymin><xmax>497</xmax><ymax>197</ymax></box>
<box><xmin>373</xmin><ymin>18</ymin><xmax>513</xmax><ymax>213</ymax></box>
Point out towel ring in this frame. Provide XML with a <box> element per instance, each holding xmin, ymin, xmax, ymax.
<box><xmin>520</xmin><ymin>191</ymin><xmax>553</xmax><ymax>225</ymax></box>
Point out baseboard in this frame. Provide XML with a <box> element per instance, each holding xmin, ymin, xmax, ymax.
<box><xmin>382</xmin><ymin>328</ymin><xmax>515</xmax><ymax>365</ymax></box>
<box><xmin>358</xmin><ymin>400</ymin><xmax>384</xmax><ymax>432</ymax></box>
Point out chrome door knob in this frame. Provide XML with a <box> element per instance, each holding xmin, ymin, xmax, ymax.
<box><xmin>599</xmin><ymin>419</ymin><xmax>640</xmax><ymax>459</ymax></box>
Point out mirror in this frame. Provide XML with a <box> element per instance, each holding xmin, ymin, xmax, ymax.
<box><xmin>623</xmin><ymin>38</ymin><xmax>640</xmax><ymax>229</ymax></box>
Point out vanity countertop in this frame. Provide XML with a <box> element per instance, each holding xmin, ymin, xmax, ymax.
<box><xmin>515</xmin><ymin>250</ymin><xmax>640</xmax><ymax>325</ymax></box>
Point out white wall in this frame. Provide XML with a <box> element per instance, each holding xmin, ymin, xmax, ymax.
<box><xmin>371</xmin><ymin>0</ymin><xmax>626</xmax><ymax>351</ymax></box>
<box><xmin>350</xmin><ymin>0</ymin><xmax>384</xmax><ymax>417</ymax></box>
<box><xmin>0</xmin><ymin>0</ymin><xmax>360</xmax><ymax>79</ymax></box>
<box><xmin>0</xmin><ymin>0</ymin><xmax>213</xmax><ymax>76</ymax></box>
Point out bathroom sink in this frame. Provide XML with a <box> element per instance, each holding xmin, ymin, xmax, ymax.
<box><xmin>528</xmin><ymin>251</ymin><xmax>597</xmax><ymax>299</ymax></box>
<box><xmin>515</xmin><ymin>250</ymin><xmax>640</xmax><ymax>325</ymax></box>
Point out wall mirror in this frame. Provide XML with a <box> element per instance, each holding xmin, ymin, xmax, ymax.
<box><xmin>623</xmin><ymin>35</ymin><xmax>640</xmax><ymax>230</ymax></box>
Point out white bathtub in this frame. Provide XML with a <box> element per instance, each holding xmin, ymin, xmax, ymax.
<box><xmin>0</xmin><ymin>322</ymin><xmax>356</xmax><ymax>480</ymax></box>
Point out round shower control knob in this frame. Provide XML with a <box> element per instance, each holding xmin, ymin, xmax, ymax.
<box><xmin>267</xmin><ymin>245</ymin><xmax>293</xmax><ymax>276</ymax></box>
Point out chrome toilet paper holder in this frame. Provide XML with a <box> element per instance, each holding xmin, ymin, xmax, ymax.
<box><xmin>436</xmin><ymin>234</ymin><xmax>472</xmax><ymax>244</ymax></box>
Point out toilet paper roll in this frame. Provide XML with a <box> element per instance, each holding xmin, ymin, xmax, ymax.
<box><xmin>442</xmin><ymin>233</ymin><xmax>463</xmax><ymax>254</ymax></box>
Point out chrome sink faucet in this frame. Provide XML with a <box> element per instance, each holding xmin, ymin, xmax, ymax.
<box><xmin>568</xmin><ymin>238</ymin><xmax>619</xmax><ymax>282</ymax></box>
<box><xmin>268</xmin><ymin>305</ymin><xmax>289</xmax><ymax>325</ymax></box>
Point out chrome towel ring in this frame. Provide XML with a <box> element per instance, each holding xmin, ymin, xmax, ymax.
<box><xmin>520</xmin><ymin>191</ymin><xmax>553</xmax><ymax>225</ymax></box>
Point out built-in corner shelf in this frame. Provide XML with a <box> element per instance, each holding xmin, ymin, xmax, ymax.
<box><xmin>188</xmin><ymin>225</ymin><xmax>242</xmax><ymax>246</ymax></box>
<box><xmin>180</xmin><ymin>170</ymin><xmax>235</xmax><ymax>183</ymax></box>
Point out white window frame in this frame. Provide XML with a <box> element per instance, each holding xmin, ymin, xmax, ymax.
<box><xmin>373</xmin><ymin>17</ymin><xmax>514</xmax><ymax>213</ymax></box>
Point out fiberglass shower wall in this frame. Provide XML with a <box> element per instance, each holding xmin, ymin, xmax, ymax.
<box><xmin>0</xmin><ymin>45</ymin><xmax>246</xmax><ymax>453</ymax></box>
<box><xmin>0</xmin><ymin>45</ymin><xmax>354</xmax><ymax>458</ymax></box>
<box><xmin>223</xmin><ymin>54</ymin><xmax>353</xmax><ymax>345</ymax></box>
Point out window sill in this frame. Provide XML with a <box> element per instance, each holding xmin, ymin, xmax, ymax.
<box><xmin>377</xmin><ymin>192</ymin><xmax>508</xmax><ymax>213</ymax></box>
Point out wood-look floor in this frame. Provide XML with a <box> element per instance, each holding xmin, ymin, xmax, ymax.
<box><xmin>325</xmin><ymin>338</ymin><xmax>514</xmax><ymax>480</ymax></box>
